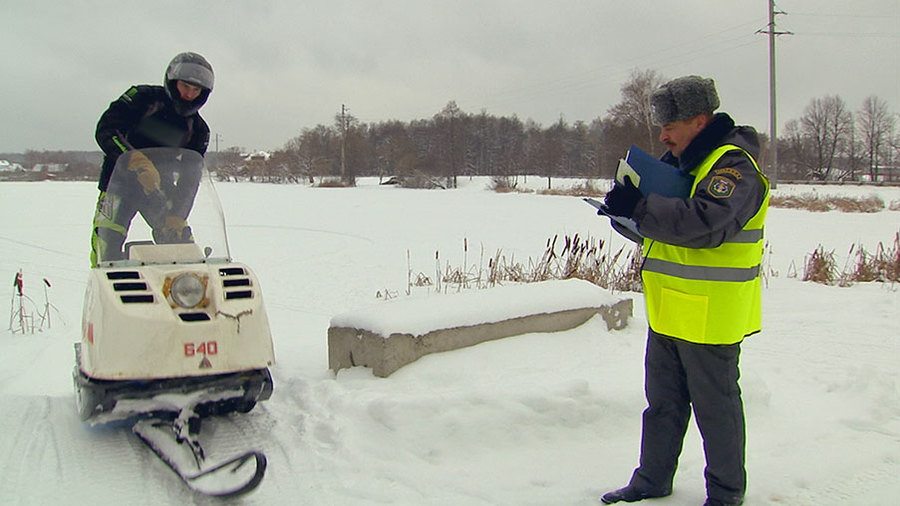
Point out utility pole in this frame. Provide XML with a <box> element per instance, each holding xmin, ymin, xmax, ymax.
<box><xmin>340</xmin><ymin>104</ymin><xmax>347</xmax><ymax>183</ymax></box>
<box><xmin>212</xmin><ymin>133</ymin><xmax>223</xmax><ymax>168</ymax></box>
<box><xmin>758</xmin><ymin>0</ymin><xmax>792</xmax><ymax>189</ymax></box>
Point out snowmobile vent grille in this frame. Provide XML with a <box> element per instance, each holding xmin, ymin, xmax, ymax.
<box><xmin>113</xmin><ymin>281</ymin><xmax>149</xmax><ymax>291</ymax></box>
<box><xmin>105</xmin><ymin>271</ymin><xmax>154</xmax><ymax>303</ymax></box>
<box><xmin>106</xmin><ymin>271</ymin><xmax>141</xmax><ymax>280</ymax></box>
<box><xmin>219</xmin><ymin>266</ymin><xmax>254</xmax><ymax>300</ymax></box>
<box><xmin>179</xmin><ymin>312</ymin><xmax>211</xmax><ymax>322</ymax></box>
<box><xmin>120</xmin><ymin>294</ymin><xmax>154</xmax><ymax>303</ymax></box>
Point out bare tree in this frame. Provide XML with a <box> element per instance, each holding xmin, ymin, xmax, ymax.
<box><xmin>800</xmin><ymin>95</ymin><xmax>853</xmax><ymax>180</ymax></box>
<box><xmin>433</xmin><ymin>101</ymin><xmax>467</xmax><ymax>188</ymax></box>
<box><xmin>569</xmin><ymin>120</ymin><xmax>596</xmax><ymax>178</ymax></box>
<box><xmin>536</xmin><ymin>117</ymin><xmax>567</xmax><ymax>189</ymax></box>
<box><xmin>857</xmin><ymin>95</ymin><xmax>896</xmax><ymax>181</ymax></box>
<box><xmin>607</xmin><ymin>69</ymin><xmax>666</xmax><ymax>151</ymax></box>
<box><xmin>286</xmin><ymin>125</ymin><xmax>336</xmax><ymax>183</ymax></box>
<box><xmin>779</xmin><ymin>119</ymin><xmax>811</xmax><ymax>180</ymax></box>
<box><xmin>371</xmin><ymin>120</ymin><xmax>416</xmax><ymax>182</ymax></box>
<box><xmin>211</xmin><ymin>147</ymin><xmax>245</xmax><ymax>181</ymax></box>
<box><xmin>496</xmin><ymin>115</ymin><xmax>526</xmax><ymax>178</ymax></box>
<box><xmin>344</xmin><ymin>122</ymin><xmax>374</xmax><ymax>184</ymax></box>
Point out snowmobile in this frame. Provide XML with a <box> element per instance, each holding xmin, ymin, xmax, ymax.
<box><xmin>73</xmin><ymin>147</ymin><xmax>275</xmax><ymax>497</ymax></box>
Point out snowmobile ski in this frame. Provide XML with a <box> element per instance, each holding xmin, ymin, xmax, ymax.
<box><xmin>133</xmin><ymin>417</ymin><xmax>267</xmax><ymax>497</ymax></box>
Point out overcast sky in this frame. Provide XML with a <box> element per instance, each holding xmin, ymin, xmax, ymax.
<box><xmin>2</xmin><ymin>0</ymin><xmax>898</xmax><ymax>153</ymax></box>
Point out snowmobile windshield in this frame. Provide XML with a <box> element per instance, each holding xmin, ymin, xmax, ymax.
<box><xmin>99</xmin><ymin>147</ymin><xmax>231</xmax><ymax>266</ymax></box>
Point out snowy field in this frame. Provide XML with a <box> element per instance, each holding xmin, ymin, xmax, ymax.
<box><xmin>1</xmin><ymin>176</ymin><xmax>898</xmax><ymax>505</ymax></box>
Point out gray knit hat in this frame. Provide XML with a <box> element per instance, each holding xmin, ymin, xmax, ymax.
<box><xmin>650</xmin><ymin>75</ymin><xmax>720</xmax><ymax>125</ymax></box>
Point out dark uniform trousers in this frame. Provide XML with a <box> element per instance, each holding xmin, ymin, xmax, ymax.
<box><xmin>630</xmin><ymin>331</ymin><xmax>746</xmax><ymax>504</ymax></box>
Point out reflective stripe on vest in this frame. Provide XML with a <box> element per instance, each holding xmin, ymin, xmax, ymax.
<box><xmin>643</xmin><ymin>258</ymin><xmax>761</xmax><ymax>282</ymax></box>
<box><xmin>641</xmin><ymin>144</ymin><xmax>770</xmax><ymax>345</ymax></box>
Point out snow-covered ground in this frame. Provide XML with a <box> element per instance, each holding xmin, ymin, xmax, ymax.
<box><xmin>1</xmin><ymin>176</ymin><xmax>898</xmax><ymax>505</ymax></box>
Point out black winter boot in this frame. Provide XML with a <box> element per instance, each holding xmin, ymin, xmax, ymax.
<box><xmin>703</xmin><ymin>498</ymin><xmax>743</xmax><ymax>506</ymax></box>
<box><xmin>600</xmin><ymin>484</ymin><xmax>672</xmax><ymax>504</ymax></box>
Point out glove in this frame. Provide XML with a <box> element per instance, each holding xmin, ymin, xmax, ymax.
<box><xmin>127</xmin><ymin>151</ymin><xmax>161</xmax><ymax>195</ymax></box>
<box><xmin>603</xmin><ymin>175</ymin><xmax>643</xmax><ymax>218</ymax></box>
<box><xmin>153</xmin><ymin>215</ymin><xmax>193</xmax><ymax>244</ymax></box>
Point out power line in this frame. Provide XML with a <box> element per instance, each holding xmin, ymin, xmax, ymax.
<box><xmin>789</xmin><ymin>12</ymin><xmax>899</xmax><ymax>19</ymax></box>
<box><xmin>799</xmin><ymin>31</ymin><xmax>900</xmax><ymax>38</ymax></box>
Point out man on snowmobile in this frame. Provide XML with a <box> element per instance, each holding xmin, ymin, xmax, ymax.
<box><xmin>91</xmin><ymin>52</ymin><xmax>214</xmax><ymax>267</ymax></box>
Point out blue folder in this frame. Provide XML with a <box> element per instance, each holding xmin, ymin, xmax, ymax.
<box><xmin>617</xmin><ymin>145</ymin><xmax>693</xmax><ymax>199</ymax></box>
<box><xmin>584</xmin><ymin>145</ymin><xmax>694</xmax><ymax>237</ymax></box>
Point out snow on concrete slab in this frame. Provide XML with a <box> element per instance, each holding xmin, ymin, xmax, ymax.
<box><xmin>328</xmin><ymin>279</ymin><xmax>633</xmax><ymax>377</ymax></box>
<box><xmin>329</xmin><ymin>278</ymin><xmax>626</xmax><ymax>338</ymax></box>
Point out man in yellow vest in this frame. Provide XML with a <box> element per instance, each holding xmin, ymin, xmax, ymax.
<box><xmin>600</xmin><ymin>76</ymin><xmax>769</xmax><ymax>506</ymax></box>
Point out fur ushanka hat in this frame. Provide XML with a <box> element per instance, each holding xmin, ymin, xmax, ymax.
<box><xmin>650</xmin><ymin>75</ymin><xmax>720</xmax><ymax>125</ymax></box>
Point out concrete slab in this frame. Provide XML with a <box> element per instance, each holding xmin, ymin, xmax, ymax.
<box><xmin>328</xmin><ymin>279</ymin><xmax>633</xmax><ymax>377</ymax></box>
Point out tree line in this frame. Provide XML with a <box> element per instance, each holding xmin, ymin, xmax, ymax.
<box><xmin>235</xmin><ymin>69</ymin><xmax>898</xmax><ymax>186</ymax></box>
<box><xmin>781</xmin><ymin>94</ymin><xmax>897</xmax><ymax>181</ymax></box>
<box><xmin>11</xmin><ymin>69</ymin><xmax>899</xmax><ymax>186</ymax></box>
<box><xmin>219</xmin><ymin>70</ymin><xmax>670</xmax><ymax>188</ymax></box>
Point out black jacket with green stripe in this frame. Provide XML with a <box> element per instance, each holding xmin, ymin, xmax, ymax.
<box><xmin>95</xmin><ymin>85</ymin><xmax>210</xmax><ymax>191</ymax></box>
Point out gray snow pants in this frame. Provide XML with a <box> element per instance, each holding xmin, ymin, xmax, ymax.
<box><xmin>629</xmin><ymin>331</ymin><xmax>746</xmax><ymax>504</ymax></box>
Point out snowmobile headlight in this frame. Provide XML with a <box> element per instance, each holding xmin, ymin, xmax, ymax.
<box><xmin>170</xmin><ymin>273</ymin><xmax>206</xmax><ymax>308</ymax></box>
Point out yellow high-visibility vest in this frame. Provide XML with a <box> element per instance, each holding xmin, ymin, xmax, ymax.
<box><xmin>641</xmin><ymin>144</ymin><xmax>770</xmax><ymax>344</ymax></box>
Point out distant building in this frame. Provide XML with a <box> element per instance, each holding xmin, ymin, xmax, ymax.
<box><xmin>32</xmin><ymin>163</ymin><xmax>68</xmax><ymax>173</ymax></box>
<box><xmin>242</xmin><ymin>151</ymin><xmax>271</xmax><ymax>162</ymax></box>
<box><xmin>242</xmin><ymin>151</ymin><xmax>271</xmax><ymax>179</ymax></box>
<box><xmin>0</xmin><ymin>160</ymin><xmax>25</xmax><ymax>172</ymax></box>
<box><xmin>860</xmin><ymin>166</ymin><xmax>900</xmax><ymax>183</ymax></box>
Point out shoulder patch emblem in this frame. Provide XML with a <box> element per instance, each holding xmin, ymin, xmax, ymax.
<box><xmin>713</xmin><ymin>167</ymin><xmax>742</xmax><ymax>179</ymax></box>
<box><xmin>120</xmin><ymin>86</ymin><xmax>139</xmax><ymax>103</ymax></box>
<box><xmin>708</xmin><ymin>175</ymin><xmax>736</xmax><ymax>198</ymax></box>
